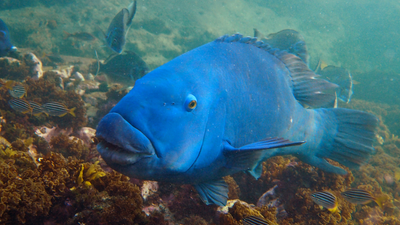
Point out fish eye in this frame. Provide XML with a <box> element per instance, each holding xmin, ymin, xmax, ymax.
<box><xmin>184</xmin><ymin>94</ymin><xmax>197</xmax><ymax>112</ymax></box>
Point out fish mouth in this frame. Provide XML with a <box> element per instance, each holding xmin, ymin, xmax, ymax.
<box><xmin>96</xmin><ymin>113</ymin><xmax>156</xmax><ymax>166</ymax></box>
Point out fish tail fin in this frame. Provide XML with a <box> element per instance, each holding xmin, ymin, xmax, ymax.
<box><xmin>300</xmin><ymin>108</ymin><xmax>378</xmax><ymax>175</ymax></box>
<box><xmin>328</xmin><ymin>205</ymin><xmax>338</xmax><ymax>213</ymax></box>
<box><xmin>4</xmin><ymin>80</ymin><xmax>14</xmax><ymax>90</ymax></box>
<box><xmin>374</xmin><ymin>195</ymin><xmax>389</xmax><ymax>208</ymax></box>
<box><xmin>69</xmin><ymin>107</ymin><xmax>76</xmax><ymax>117</ymax></box>
<box><xmin>63</xmin><ymin>31</ymin><xmax>71</xmax><ymax>39</ymax></box>
<box><xmin>314</xmin><ymin>58</ymin><xmax>328</xmax><ymax>73</ymax></box>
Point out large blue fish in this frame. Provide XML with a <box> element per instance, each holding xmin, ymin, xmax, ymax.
<box><xmin>0</xmin><ymin>18</ymin><xmax>16</xmax><ymax>57</ymax></box>
<box><xmin>96</xmin><ymin>34</ymin><xmax>377</xmax><ymax>206</ymax></box>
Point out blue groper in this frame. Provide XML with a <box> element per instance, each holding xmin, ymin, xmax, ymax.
<box><xmin>96</xmin><ymin>34</ymin><xmax>377</xmax><ymax>206</ymax></box>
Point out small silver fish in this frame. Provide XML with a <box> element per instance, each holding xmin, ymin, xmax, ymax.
<box><xmin>9</xmin><ymin>99</ymin><xmax>32</xmax><ymax>114</ymax></box>
<box><xmin>102</xmin><ymin>0</ymin><xmax>136</xmax><ymax>53</ymax></box>
<box><xmin>310</xmin><ymin>191</ymin><xmax>338</xmax><ymax>212</ymax></box>
<box><xmin>341</xmin><ymin>189</ymin><xmax>385</xmax><ymax>208</ymax></box>
<box><xmin>9</xmin><ymin>85</ymin><xmax>26</xmax><ymax>98</ymax></box>
<box><xmin>42</xmin><ymin>102</ymin><xmax>76</xmax><ymax>117</ymax></box>
<box><xmin>243</xmin><ymin>215</ymin><xmax>269</xmax><ymax>225</ymax></box>
<box><xmin>29</xmin><ymin>101</ymin><xmax>47</xmax><ymax>116</ymax></box>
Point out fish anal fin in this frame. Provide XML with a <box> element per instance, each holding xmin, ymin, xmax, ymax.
<box><xmin>193</xmin><ymin>179</ymin><xmax>228</xmax><ymax>206</ymax></box>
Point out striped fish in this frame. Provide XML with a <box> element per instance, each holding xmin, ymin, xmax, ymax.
<box><xmin>9</xmin><ymin>85</ymin><xmax>26</xmax><ymax>98</ymax></box>
<box><xmin>42</xmin><ymin>102</ymin><xmax>76</xmax><ymax>117</ymax></box>
<box><xmin>310</xmin><ymin>191</ymin><xmax>338</xmax><ymax>212</ymax></box>
<box><xmin>243</xmin><ymin>216</ymin><xmax>269</xmax><ymax>225</ymax></box>
<box><xmin>8</xmin><ymin>99</ymin><xmax>32</xmax><ymax>114</ymax></box>
<box><xmin>341</xmin><ymin>189</ymin><xmax>386</xmax><ymax>208</ymax></box>
<box><xmin>29</xmin><ymin>101</ymin><xmax>47</xmax><ymax>116</ymax></box>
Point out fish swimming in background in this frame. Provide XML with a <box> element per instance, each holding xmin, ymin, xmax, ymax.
<box><xmin>42</xmin><ymin>102</ymin><xmax>76</xmax><ymax>117</ymax></box>
<box><xmin>254</xmin><ymin>28</ymin><xmax>309</xmax><ymax>65</ymax></box>
<box><xmin>310</xmin><ymin>191</ymin><xmax>338</xmax><ymax>212</ymax></box>
<box><xmin>9</xmin><ymin>85</ymin><xmax>26</xmax><ymax>98</ymax></box>
<box><xmin>63</xmin><ymin>31</ymin><xmax>97</xmax><ymax>41</ymax></box>
<box><xmin>29</xmin><ymin>101</ymin><xmax>47</xmax><ymax>116</ymax></box>
<box><xmin>95</xmin><ymin>50</ymin><xmax>148</xmax><ymax>84</ymax></box>
<box><xmin>243</xmin><ymin>215</ymin><xmax>270</xmax><ymax>225</ymax></box>
<box><xmin>315</xmin><ymin>61</ymin><xmax>353</xmax><ymax>103</ymax></box>
<box><xmin>0</xmin><ymin>19</ymin><xmax>17</xmax><ymax>57</ymax></box>
<box><xmin>341</xmin><ymin>189</ymin><xmax>387</xmax><ymax>208</ymax></box>
<box><xmin>96</xmin><ymin>33</ymin><xmax>378</xmax><ymax>206</ymax></box>
<box><xmin>9</xmin><ymin>99</ymin><xmax>32</xmax><ymax>114</ymax></box>
<box><xmin>101</xmin><ymin>0</ymin><xmax>137</xmax><ymax>53</ymax></box>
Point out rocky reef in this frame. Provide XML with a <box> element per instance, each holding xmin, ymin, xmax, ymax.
<box><xmin>1</xmin><ymin>29</ymin><xmax>400</xmax><ymax>225</ymax></box>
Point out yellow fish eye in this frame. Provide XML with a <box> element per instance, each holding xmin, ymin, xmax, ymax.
<box><xmin>188</xmin><ymin>100</ymin><xmax>197</xmax><ymax>109</ymax></box>
<box><xmin>184</xmin><ymin>94</ymin><xmax>197</xmax><ymax>111</ymax></box>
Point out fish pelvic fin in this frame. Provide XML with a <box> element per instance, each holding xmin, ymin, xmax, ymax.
<box><xmin>302</xmin><ymin>108</ymin><xmax>378</xmax><ymax>175</ymax></box>
<box><xmin>193</xmin><ymin>179</ymin><xmax>228</xmax><ymax>206</ymax></box>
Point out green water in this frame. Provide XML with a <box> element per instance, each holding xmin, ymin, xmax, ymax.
<box><xmin>1</xmin><ymin>0</ymin><xmax>399</xmax><ymax>224</ymax></box>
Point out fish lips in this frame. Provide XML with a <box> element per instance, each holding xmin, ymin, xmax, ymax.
<box><xmin>96</xmin><ymin>112</ymin><xmax>155</xmax><ymax>165</ymax></box>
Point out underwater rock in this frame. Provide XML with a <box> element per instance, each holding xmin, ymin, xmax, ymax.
<box><xmin>77</xmin><ymin>80</ymin><xmax>100</xmax><ymax>93</ymax></box>
<box><xmin>0</xmin><ymin>56</ymin><xmax>29</xmax><ymax>80</ymax></box>
<box><xmin>257</xmin><ymin>184</ymin><xmax>279</xmax><ymax>207</ymax></box>
<box><xmin>217</xmin><ymin>199</ymin><xmax>255</xmax><ymax>215</ymax></box>
<box><xmin>73</xmin><ymin>71</ymin><xmax>85</xmax><ymax>81</ymax></box>
<box><xmin>74</xmin><ymin>127</ymin><xmax>96</xmax><ymax>147</ymax></box>
<box><xmin>218</xmin><ymin>200</ymin><xmax>278</xmax><ymax>225</ymax></box>
<box><xmin>49</xmin><ymin>134</ymin><xmax>90</xmax><ymax>160</ymax></box>
<box><xmin>24</xmin><ymin>53</ymin><xmax>43</xmax><ymax>80</ymax></box>
<box><xmin>51</xmin><ymin>65</ymin><xmax>74</xmax><ymax>79</ymax></box>
<box><xmin>141</xmin><ymin>180</ymin><xmax>159</xmax><ymax>201</ymax></box>
<box><xmin>35</xmin><ymin>126</ymin><xmax>73</xmax><ymax>143</ymax></box>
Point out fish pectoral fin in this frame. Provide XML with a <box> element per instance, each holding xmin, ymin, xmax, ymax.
<box><xmin>223</xmin><ymin>138</ymin><xmax>305</xmax><ymax>174</ymax></box>
<box><xmin>225</xmin><ymin>137</ymin><xmax>305</xmax><ymax>152</ymax></box>
<box><xmin>193</xmin><ymin>179</ymin><xmax>228</xmax><ymax>206</ymax></box>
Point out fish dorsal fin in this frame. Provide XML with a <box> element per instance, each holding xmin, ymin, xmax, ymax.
<box><xmin>215</xmin><ymin>34</ymin><xmax>338</xmax><ymax>108</ymax></box>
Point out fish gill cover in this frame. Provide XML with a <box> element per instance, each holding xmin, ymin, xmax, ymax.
<box><xmin>0</xmin><ymin>0</ymin><xmax>400</xmax><ymax>224</ymax></box>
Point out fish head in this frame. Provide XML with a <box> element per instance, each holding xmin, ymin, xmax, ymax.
<box><xmin>96</xmin><ymin>64</ymin><xmax>225</xmax><ymax>182</ymax></box>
